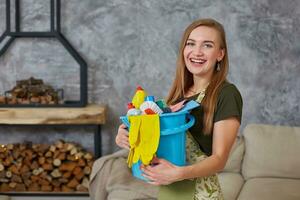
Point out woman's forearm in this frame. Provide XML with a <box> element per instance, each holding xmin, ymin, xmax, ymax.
<box><xmin>178</xmin><ymin>154</ymin><xmax>225</xmax><ymax>180</ymax></box>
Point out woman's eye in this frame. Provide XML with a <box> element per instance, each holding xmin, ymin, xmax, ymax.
<box><xmin>203</xmin><ymin>43</ymin><xmax>213</xmax><ymax>48</ymax></box>
<box><xmin>186</xmin><ymin>42</ymin><xmax>195</xmax><ymax>46</ymax></box>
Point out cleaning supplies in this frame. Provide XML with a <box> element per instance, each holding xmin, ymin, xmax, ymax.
<box><xmin>140</xmin><ymin>95</ymin><xmax>163</xmax><ymax>115</ymax></box>
<box><xmin>126</xmin><ymin>102</ymin><xmax>142</xmax><ymax>116</ymax></box>
<box><xmin>131</xmin><ymin>86</ymin><xmax>147</xmax><ymax>109</ymax></box>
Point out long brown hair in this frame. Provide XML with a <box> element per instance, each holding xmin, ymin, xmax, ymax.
<box><xmin>166</xmin><ymin>18</ymin><xmax>229</xmax><ymax>134</ymax></box>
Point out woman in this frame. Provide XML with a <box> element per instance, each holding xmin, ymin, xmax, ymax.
<box><xmin>116</xmin><ymin>18</ymin><xmax>243</xmax><ymax>199</ymax></box>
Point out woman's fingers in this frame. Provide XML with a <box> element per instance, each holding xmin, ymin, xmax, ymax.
<box><xmin>119</xmin><ymin>123</ymin><xmax>128</xmax><ymax>130</ymax></box>
<box><xmin>115</xmin><ymin>123</ymin><xmax>130</xmax><ymax>149</ymax></box>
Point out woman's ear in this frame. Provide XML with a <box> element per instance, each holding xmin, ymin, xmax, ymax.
<box><xmin>217</xmin><ymin>49</ymin><xmax>225</xmax><ymax>62</ymax></box>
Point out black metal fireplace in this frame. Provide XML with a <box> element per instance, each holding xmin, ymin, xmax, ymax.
<box><xmin>0</xmin><ymin>0</ymin><xmax>87</xmax><ymax>107</ymax></box>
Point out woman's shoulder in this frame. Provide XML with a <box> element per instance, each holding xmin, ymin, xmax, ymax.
<box><xmin>214</xmin><ymin>81</ymin><xmax>243</xmax><ymax>122</ymax></box>
<box><xmin>217</xmin><ymin>81</ymin><xmax>243</xmax><ymax>105</ymax></box>
<box><xmin>219</xmin><ymin>81</ymin><xmax>241</xmax><ymax>96</ymax></box>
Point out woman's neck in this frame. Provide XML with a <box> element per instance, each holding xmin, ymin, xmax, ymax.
<box><xmin>192</xmin><ymin>76</ymin><xmax>211</xmax><ymax>93</ymax></box>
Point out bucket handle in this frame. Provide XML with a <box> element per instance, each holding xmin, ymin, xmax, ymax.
<box><xmin>160</xmin><ymin>114</ymin><xmax>195</xmax><ymax>136</ymax></box>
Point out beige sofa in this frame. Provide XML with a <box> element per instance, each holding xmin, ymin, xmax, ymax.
<box><xmin>218</xmin><ymin>124</ymin><xmax>300</xmax><ymax>200</ymax></box>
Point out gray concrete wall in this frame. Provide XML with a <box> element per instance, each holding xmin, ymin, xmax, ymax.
<box><xmin>0</xmin><ymin>0</ymin><xmax>299</xmax><ymax>155</ymax></box>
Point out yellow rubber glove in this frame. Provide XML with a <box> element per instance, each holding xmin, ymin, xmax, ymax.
<box><xmin>127</xmin><ymin>114</ymin><xmax>160</xmax><ymax>167</ymax></box>
<box><xmin>139</xmin><ymin>115</ymin><xmax>160</xmax><ymax>165</ymax></box>
<box><xmin>128</xmin><ymin>116</ymin><xmax>141</xmax><ymax>168</ymax></box>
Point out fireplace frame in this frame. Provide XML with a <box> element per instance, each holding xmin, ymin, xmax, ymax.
<box><xmin>0</xmin><ymin>0</ymin><xmax>88</xmax><ymax>107</ymax></box>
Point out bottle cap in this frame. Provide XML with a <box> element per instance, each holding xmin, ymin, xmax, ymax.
<box><xmin>136</xmin><ymin>86</ymin><xmax>143</xmax><ymax>91</ymax></box>
<box><xmin>127</xmin><ymin>102</ymin><xmax>135</xmax><ymax>110</ymax></box>
<box><xmin>144</xmin><ymin>96</ymin><xmax>155</xmax><ymax>102</ymax></box>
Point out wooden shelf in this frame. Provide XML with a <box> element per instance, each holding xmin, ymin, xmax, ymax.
<box><xmin>0</xmin><ymin>104</ymin><xmax>106</xmax><ymax>125</ymax></box>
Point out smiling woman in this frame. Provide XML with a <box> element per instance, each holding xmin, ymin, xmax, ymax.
<box><xmin>141</xmin><ymin>18</ymin><xmax>242</xmax><ymax>200</ymax></box>
<box><xmin>109</xmin><ymin>18</ymin><xmax>242</xmax><ymax>200</ymax></box>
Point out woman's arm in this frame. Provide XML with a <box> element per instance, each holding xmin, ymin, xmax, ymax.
<box><xmin>142</xmin><ymin>117</ymin><xmax>240</xmax><ymax>185</ymax></box>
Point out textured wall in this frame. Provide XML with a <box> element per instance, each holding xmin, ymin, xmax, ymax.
<box><xmin>0</xmin><ymin>0</ymin><xmax>299</xmax><ymax>155</ymax></box>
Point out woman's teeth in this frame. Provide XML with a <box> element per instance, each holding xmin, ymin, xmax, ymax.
<box><xmin>190</xmin><ymin>58</ymin><xmax>206</xmax><ymax>64</ymax></box>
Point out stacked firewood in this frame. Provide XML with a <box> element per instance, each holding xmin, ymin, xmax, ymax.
<box><xmin>0</xmin><ymin>77</ymin><xmax>62</xmax><ymax>105</ymax></box>
<box><xmin>0</xmin><ymin>140</ymin><xmax>94</xmax><ymax>192</ymax></box>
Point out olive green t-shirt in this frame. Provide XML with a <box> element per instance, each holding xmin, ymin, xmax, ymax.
<box><xmin>187</xmin><ymin>82</ymin><xmax>243</xmax><ymax>156</ymax></box>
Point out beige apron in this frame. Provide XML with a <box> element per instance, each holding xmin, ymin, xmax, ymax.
<box><xmin>158</xmin><ymin>92</ymin><xmax>224</xmax><ymax>200</ymax></box>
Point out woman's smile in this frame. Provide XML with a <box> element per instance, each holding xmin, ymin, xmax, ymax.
<box><xmin>189</xmin><ymin>58</ymin><xmax>207</xmax><ymax>67</ymax></box>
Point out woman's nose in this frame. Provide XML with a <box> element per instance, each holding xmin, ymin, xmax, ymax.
<box><xmin>193</xmin><ymin>45</ymin><xmax>204</xmax><ymax>56</ymax></box>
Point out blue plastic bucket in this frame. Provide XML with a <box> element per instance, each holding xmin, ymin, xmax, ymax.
<box><xmin>120</xmin><ymin>111</ymin><xmax>195</xmax><ymax>181</ymax></box>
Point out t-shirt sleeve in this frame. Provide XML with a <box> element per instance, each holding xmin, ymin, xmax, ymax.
<box><xmin>213</xmin><ymin>84</ymin><xmax>243</xmax><ymax>123</ymax></box>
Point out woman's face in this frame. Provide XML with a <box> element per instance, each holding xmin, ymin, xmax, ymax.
<box><xmin>183</xmin><ymin>26</ymin><xmax>224</xmax><ymax>79</ymax></box>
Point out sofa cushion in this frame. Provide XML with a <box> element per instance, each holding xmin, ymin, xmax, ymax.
<box><xmin>238</xmin><ymin>178</ymin><xmax>300</xmax><ymax>200</ymax></box>
<box><xmin>223</xmin><ymin>136</ymin><xmax>244</xmax><ymax>173</ymax></box>
<box><xmin>242</xmin><ymin>124</ymin><xmax>300</xmax><ymax>180</ymax></box>
<box><xmin>218</xmin><ymin>172</ymin><xmax>244</xmax><ymax>200</ymax></box>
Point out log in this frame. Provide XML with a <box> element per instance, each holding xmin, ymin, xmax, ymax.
<box><xmin>15</xmin><ymin>183</ymin><xmax>26</xmax><ymax>191</ymax></box>
<box><xmin>57</xmin><ymin>152</ymin><xmax>66</xmax><ymax>160</ymax></box>
<box><xmin>20</xmin><ymin>165</ymin><xmax>30</xmax><ymax>174</ymax></box>
<box><xmin>28</xmin><ymin>183</ymin><xmax>40</xmax><ymax>191</ymax></box>
<box><xmin>38</xmin><ymin>178</ymin><xmax>50</xmax><ymax>186</ymax></box>
<box><xmin>11</xmin><ymin>174</ymin><xmax>22</xmax><ymax>183</ymax></box>
<box><xmin>45</xmin><ymin>151</ymin><xmax>53</xmax><ymax>158</ymax></box>
<box><xmin>51</xmin><ymin>179</ymin><xmax>61</xmax><ymax>187</ymax></box>
<box><xmin>55</xmin><ymin>140</ymin><xmax>64</xmax><ymax>149</ymax></box>
<box><xmin>5</xmin><ymin>171</ymin><xmax>12</xmax><ymax>178</ymax></box>
<box><xmin>62</xmin><ymin>185</ymin><xmax>74</xmax><ymax>192</ymax></box>
<box><xmin>84</xmin><ymin>152</ymin><xmax>93</xmax><ymax>160</ymax></box>
<box><xmin>81</xmin><ymin>177</ymin><xmax>89</xmax><ymax>189</ymax></box>
<box><xmin>73</xmin><ymin>167</ymin><xmax>84</xmax><ymax>181</ymax></box>
<box><xmin>76</xmin><ymin>184</ymin><xmax>88</xmax><ymax>192</ymax></box>
<box><xmin>46</xmin><ymin>158</ymin><xmax>53</xmax><ymax>164</ymax></box>
<box><xmin>66</xmin><ymin>178</ymin><xmax>79</xmax><ymax>188</ymax></box>
<box><xmin>0</xmin><ymin>178</ymin><xmax>9</xmax><ymax>183</ymax></box>
<box><xmin>83</xmin><ymin>166</ymin><xmax>91</xmax><ymax>175</ymax></box>
<box><xmin>67</xmin><ymin>154</ymin><xmax>77</xmax><ymax>161</ymax></box>
<box><xmin>3</xmin><ymin>156</ymin><xmax>14</xmax><ymax>166</ymax></box>
<box><xmin>30</xmin><ymin>175</ymin><xmax>40</xmax><ymax>182</ymax></box>
<box><xmin>9</xmin><ymin>182</ymin><xmax>17</xmax><ymax>189</ymax></box>
<box><xmin>0</xmin><ymin>96</ymin><xmax>6</xmax><ymax>104</ymax></box>
<box><xmin>10</xmin><ymin>165</ymin><xmax>20</xmax><ymax>175</ymax></box>
<box><xmin>7</xmin><ymin>144</ymin><xmax>14</xmax><ymax>150</ymax></box>
<box><xmin>59</xmin><ymin>162</ymin><xmax>77</xmax><ymax>172</ymax></box>
<box><xmin>53</xmin><ymin>187</ymin><xmax>61</xmax><ymax>192</ymax></box>
<box><xmin>61</xmin><ymin>143</ymin><xmax>69</xmax><ymax>153</ymax></box>
<box><xmin>41</xmin><ymin>185</ymin><xmax>52</xmax><ymax>192</ymax></box>
<box><xmin>0</xmin><ymin>146</ymin><xmax>6</xmax><ymax>153</ymax></box>
<box><xmin>50</xmin><ymin>169</ymin><xmax>62</xmax><ymax>178</ymax></box>
<box><xmin>62</xmin><ymin>171</ymin><xmax>72</xmax><ymax>179</ymax></box>
<box><xmin>77</xmin><ymin>158</ymin><xmax>86</xmax><ymax>167</ymax></box>
<box><xmin>0</xmin><ymin>163</ymin><xmax>4</xmax><ymax>171</ymax></box>
<box><xmin>38</xmin><ymin>157</ymin><xmax>46</xmax><ymax>165</ymax></box>
<box><xmin>53</xmin><ymin>159</ymin><xmax>62</xmax><ymax>167</ymax></box>
<box><xmin>0</xmin><ymin>171</ymin><xmax>5</xmax><ymax>178</ymax></box>
<box><xmin>30</xmin><ymin>161</ymin><xmax>39</xmax><ymax>170</ymax></box>
<box><xmin>32</xmin><ymin>168</ymin><xmax>44</xmax><ymax>176</ymax></box>
<box><xmin>49</xmin><ymin>145</ymin><xmax>56</xmax><ymax>152</ymax></box>
<box><xmin>0</xmin><ymin>183</ymin><xmax>10</xmax><ymax>192</ymax></box>
<box><xmin>58</xmin><ymin>178</ymin><xmax>68</xmax><ymax>184</ymax></box>
<box><xmin>42</xmin><ymin>163</ymin><xmax>53</xmax><ymax>171</ymax></box>
<box><xmin>70</xmin><ymin>147</ymin><xmax>77</xmax><ymax>155</ymax></box>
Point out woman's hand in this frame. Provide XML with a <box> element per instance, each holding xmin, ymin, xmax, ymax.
<box><xmin>115</xmin><ymin>124</ymin><xmax>130</xmax><ymax>150</ymax></box>
<box><xmin>141</xmin><ymin>157</ymin><xmax>183</xmax><ymax>185</ymax></box>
